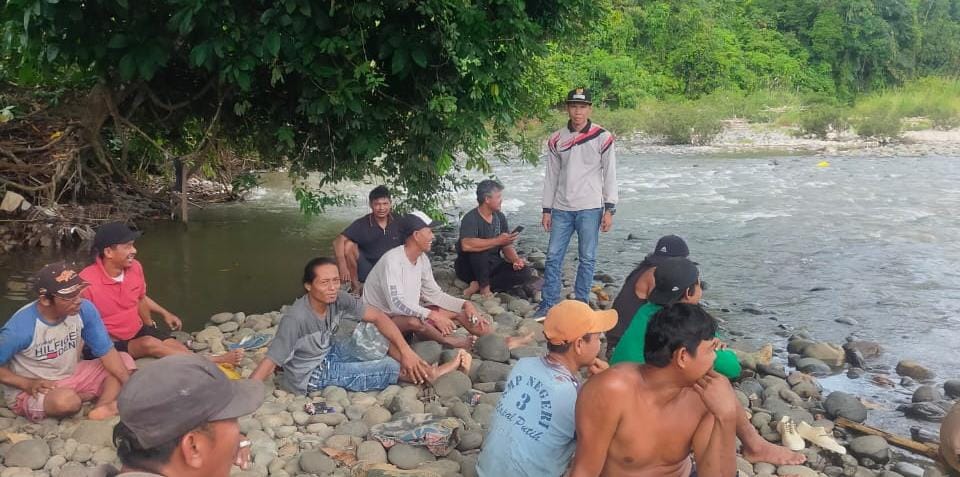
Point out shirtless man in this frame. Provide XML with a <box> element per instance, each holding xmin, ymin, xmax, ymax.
<box><xmin>570</xmin><ymin>303</ymin><xmax>739</xmax><ymax>477</ymax></box>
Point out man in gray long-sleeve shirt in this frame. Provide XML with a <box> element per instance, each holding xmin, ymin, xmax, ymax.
<box><xmin>364</xmin><ymin>211</ymin><xmax>492</xmax><ymax>349</ymax></box>
<box><xmin>536</xmin><ymin>88</ymin><xmax>618</xmax><ymax>318</ymax></box>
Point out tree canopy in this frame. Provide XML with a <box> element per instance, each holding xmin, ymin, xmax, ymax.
<box><xmin>3</xmin><ymin>0</ymin><xmax>602</xmax><ymax>213</ymax></box>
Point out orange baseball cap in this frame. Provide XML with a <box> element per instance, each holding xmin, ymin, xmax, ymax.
<box><xmin>543</xmin><ymin>300</ymin><xmax>618</xmax><ymax>345</ymax></box>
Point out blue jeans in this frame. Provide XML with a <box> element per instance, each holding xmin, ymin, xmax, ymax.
<box><xmin>307</xmin><ymin>341</ymin><xmax>400</xmax><ymax>392</ymax></box>
<box><xmin>538</xmin><ymin>208</ymin><xmax>602</xmax><ymax>313</ymax></box>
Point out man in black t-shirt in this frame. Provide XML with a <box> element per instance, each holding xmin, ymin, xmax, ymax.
<box><xmin>333</xmin><ymin>186</ymin><xmax>404</xmax><ymax>294</ymax></box>
<box><xmin>456</xmin><ymin>180</ymin><xmax>537</xmax><ymax>297</ymax></box>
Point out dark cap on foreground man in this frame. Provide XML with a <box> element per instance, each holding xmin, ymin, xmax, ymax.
<box><xmin>93</xmin><ymin>354</ymin><xmax>264</xmax><ymax>477</ymax></box>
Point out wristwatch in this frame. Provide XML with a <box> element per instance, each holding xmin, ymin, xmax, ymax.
<box><xmin>605</xmin><ymin>208</ymin><xmax>616</xmax><ymax>215</ymax></box>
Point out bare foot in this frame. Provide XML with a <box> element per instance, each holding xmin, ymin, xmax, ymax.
<box><xmin>505</xmin><ymin>331</ymin><xmax>535</xmax><ymax>350</ymax></box>
<box><xmin>463</xmin><ymin>282</ymin><xmax>480</xmax><ymax>298</ymax></box>
<box><xmin>443</xmin><ymin>335</ymin><xmax>476</xmax><ymax>350</ymax></box>
<box><xmin>479</xmin><ymin>286</ymin><xmax>493</xmax><ymax>298</ymax></box>
<box><xmin>457</xmin><ymin>349</ymin><xmax>473</xmax><ymax>373</ymax></box>
<box><xmin>742</xmin><ymin>440</ymin><xmax>807</xmax><ymax>465</ymax></box>
<box><xmin>210</xmin><ymin>349</ymin><xmax>244</xmax><ymax>365</ymax></box>
<box><xmin>88</xmin><ymin>402</ymin><xmax>119</xmax><ymax>420</ymax></box>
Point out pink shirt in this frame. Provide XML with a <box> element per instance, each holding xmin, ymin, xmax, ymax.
<box><xmin>80</xmin><ymin>258</ymin><xmax>147</xmax><ymax>341</ymax></box>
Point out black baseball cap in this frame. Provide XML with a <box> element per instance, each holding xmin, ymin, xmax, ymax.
<box><xmin>648</xmin><ymin>257</ymin><xmax>701</xmax><ymax>306</ymax></box>
<box><xmin>93</xmin><ymin>222</ymin><xmax>142</xmax><ymax>253</ymax></box>
<box><xmin>399</xmin><ymin>210</ymin><xmax>434</xmax><ymax>238</ymax></box>
<box><xmin>35</xmin><ymin>261</ymin><xmax>88</xmax><ymax>298</ymax></box>
<box><xmin>566</xmin><ymin>88</ymin><xmax>592</xmax><ymax>105</ymax></box>
<box><xmin>116</xmin><ymin>354</ymin><xmax>264</xmax><ymax>449</ymax></box>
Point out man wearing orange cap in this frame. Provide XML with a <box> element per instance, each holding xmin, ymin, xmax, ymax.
<box><xmin>476</xmin><ymin>300</ymin><xmax>615</xmax><ymax>477</ymax></box>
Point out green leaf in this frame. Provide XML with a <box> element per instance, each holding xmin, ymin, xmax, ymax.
<box><xmin>116</xmin><ymin>0</ymin><xmax>128</xmax><ymax>7</ymax></box>
<box><xmin>391</xmin><ymin>50</ymin><xmax>408</xmax><ymax>75</ymax></box>
<box><xmin>45</xmin><ymin>45</ymin><xmax>59</xmax><ymax>61</ymax></box>
<box><xmin>107</xmin><ymin>34</ymin><xmax>127</xmax><ymax>49</ymax></box>
<box><xmin>411</xmin><ymin>49</ymin><xmax>427</xmax><ymax>68</ymax></box>
<box><xmin>264</xmin><ymin>32</ymin><xmax>281</xmax><ymax>57</ymax></box>
<box><xmin>118</xmin><ymin>53</ymin><xmax>136</xmax><ymax>80</ymax></box>
<box><xmin>190</xmin><ymin>43</ymin><xmax>210</xmax><ymax>67</ymax></box>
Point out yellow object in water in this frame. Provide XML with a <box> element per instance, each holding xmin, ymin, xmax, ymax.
<box><xmin>218</xmin><ymin>363</ymin><xmax>242</xmax><ymax>380</ymax></box>
<box><xmin>817</xmin><ymin>161</ymin><xmax>830</xmax><ymax>168</ymax></box>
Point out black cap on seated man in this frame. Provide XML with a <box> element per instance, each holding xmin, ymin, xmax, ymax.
<box><xmin>94</xmin><ymin>354</ymin><xmax>264</xmax><ymax>477</ymax></box>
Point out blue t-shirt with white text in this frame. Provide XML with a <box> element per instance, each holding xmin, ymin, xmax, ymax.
<box><xmin>477</xmin><ymin>357</ymin><xmax>580</xmax><ymax>477</ymax></box>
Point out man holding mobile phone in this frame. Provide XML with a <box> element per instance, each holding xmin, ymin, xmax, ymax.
<box><xmin>456</xmin><ymin>179</ymin><xmax>538</xmax><ymax>298</ymax></box>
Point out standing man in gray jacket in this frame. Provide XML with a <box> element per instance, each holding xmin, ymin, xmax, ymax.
<box><xmin>536</xmin><ymin>88</ymin><xmax>618</xmax><ymax>318</ymax></box>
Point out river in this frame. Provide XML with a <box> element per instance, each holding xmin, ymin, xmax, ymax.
<box><xmin>2</xmin><ymin>153</ymin><xmax>958</xmax><ymax>433</ymax></box>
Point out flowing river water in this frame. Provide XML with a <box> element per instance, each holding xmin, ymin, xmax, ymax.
<box><xmin>2</xmin><ymin>152</ymin><xmax>958</xmax><ymax>435</ymax></box>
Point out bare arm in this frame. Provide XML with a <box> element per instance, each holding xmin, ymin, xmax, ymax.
<box><xmin>569</xmin><ymin>372</ymin><xmax>626</xmax><ymax>477</ymax></box>
<box><xmin>144</xmin><ymin>296</ymin><xmax>181</xmax><ymax>330</ymax></box>
<box><xmin>333</xmin><ymin>234</ymin><xmax>353</xmax><ymax>279</ymax></box>
<box><xmin>460</xmin><ymin>236</ymin><xmax>503</xmax><ymax>253</ymax></box>
<box><xmin>0</xmin><ymin>365</ymin><xmax>37</xmax><ymax>393</ymax></box>
<box><xmin>502</xmin><ymin>244</ymin><xmax>522</xmax><ymax>264</ymax></box>
<box><xmin>137</xmin><ymin>298</ymin><xmax>154</xmax><ymax>326</ymax></box>
<box><xmin>250</xmin><ymin>357</ymin><xmax>278</xmax><ymax>382</ymax></box>
<box><xmin>691</xmin><ymin>370</ymin><xmax>739</xmax><ymax>477</ymax></box>
<box><xmin>99</xmin><ymin>348</ymin><xmax>130</xmax><ymax>384</ymax></box>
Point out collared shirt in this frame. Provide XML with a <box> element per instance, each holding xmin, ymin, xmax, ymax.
<box><xmin>542</xmin><ymin>120</ymin><xmax>618</xmax><ymax>212</ymax></box>
<box><xmin>265</xmin><ymin>292</ymin><xmax>364</xmax><ymax>395</ymax></box>
<box><xmin>80</xmin><ymin>257</ymin><xmax>147</xmax><ymax>341</ymax></box>
<box><xmin>0</xmin><ymin>299</ymin><xmax>113</xmax><ymax>407</ymax></box>
<box><xmin>342</xmin><ymin>213</ymin><xmax>404</xmax><ymax>263</ymax></box>
<box><xmin>456</xmin><ymin>208</ymin><xmax>509</xmax><ymax>261</ymax></box>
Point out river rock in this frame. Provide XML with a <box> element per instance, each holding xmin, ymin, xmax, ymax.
<box><xmin>335</xmin><ymin>420</ymin><xmax>370</xmax><ymax>438</ymax></box>
<box><xmin>477</xmin><ymin>361</ymin><xmax>511</xmax><ymax>383</ymax></box>
<box><xmin>892</xmin><ymin>462</ymin><xmax>925</xmax><ymax>477</ymax></box>
<box><xmin>4</xmin><ymin>439</ymin><xmax>50</xmax><ymax>470</ymax></box>
<box><xmin>776</xmin><ymin>465</ymin><xmax>819</xmax><ymax>476</ymax></box>
<box><xmin>849</xmin><ymin>435</ymin><xmax>890</xmax><ymax>463</ymax></box>
<box><xmin>210</xmin><ymin>312</ymin><xmax>234</xmax><ymax>324</ymax></box>
<box><xmin>944</xmin><ymin>380</ymin><xmax>960</xmax><ymax>399</ymax></box>
<box><xmin>797</xmin><ymin>358</ymin><xmax>833</xmax><ymax>375</ymax></box>
<box><xmin>802</xmin><ymin>342</ymin><xmax>845</xmax><ymax>366</ymax></box>
<box><xmin>358</xmin><ymin>440</ymin><xmax>389</xmax><ymax>464</ymax></box>
<box><xmin>476</xmin><ymin>334</ymin><xmax>510</xmax><ymax>362</ymax></box>
<box><xmin>388</xmin><ymin>443</ymin><xmax>436</xmax><ymax>469</ymax></box>
<box><xmin>413</xmin><ymin>341</ymin><xmax>443</xmax><ymax>365</ymax></box>
<box><xmin>71</xmin><ymin>420</ymin><xmax>115</xmax><ymax>447</ymax></box>
<box><xmin>912</xmin><ymin>385</ymin><xmax>942</xmax><ymax>403</ymax></box>
<box><xmin>824</xmin><ymin>391</ymin><xmax>868</xmax><ymax>422</ymax></box>
<box><xmin>510</xmin><ymin>346</ymin><xmax>546</xmax><ymax>360</ymax></box>
<box><xmin>787</xmin><ymin>338</ymin><xmax>816</xmax><ymax>355</ymax></box>
<box><xmin>896</xmin><ymin>360</ymin><xmax>934</xmax><ymax>380</ymax></box>
<box><xmin>457</xmin><ymin>430</ymin><xmax>484</xmax><ymax>451</ymax></box>
<box><xmin>433</xmin><ymin>371</ymin><xmax>472</xmax><ymax>399</ymax></box>
<box><xmin>299</xmin><ymin>450</ymin><xmax>336</xmax><ymax>474</ymax></box>
<box><xmin>363</xmin><ymin>406</ymin><xmax>393</xmax><ymax>427</ymax></box>
<box><xmin>898</xmin><ymin>401</ymin><xmax>950</xmax><ymax>422</ymax></box>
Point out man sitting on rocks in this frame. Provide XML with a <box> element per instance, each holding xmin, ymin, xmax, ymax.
<box><xmin>251</xmin><ymin>257</ymin><xmax>470</xmax><ymax>393</ymax></box>
<box><xmin>609</xmin><ymin>257</ymin><xmax>804</xmax><ymax>466</ymax></box>
<box><xmin>456</xmin><ymin>179</ymin><xmax>537</xmax><ymax>298</ymax></box>
<box><xmin>333</xmin><ymin>185</ymin><xmax>404</xmax><ymax>295</ymax></box>
<box><xmin>80</xmin><ymin>222</ymin><xmax>242</xmax><ymax>365</ymax></box>
<box><xmin>477</xmin><ymin>300</ymin><xmax>614</xmax><ymax>477</ymax></box>
<box><xmin>571</xmin><ymin>304</ymin><xmax>739</xmax><ymax>476</ymax></box>
<box><xmin>0</xmin><ymin>262</ymin><xmax>134</xmax><ymax>421</ymax></box>
<box><xmin>608</xmin><ymin>234</ymin><xmax>689</xmax><ymax>356</ymax></box>
<box><xmin>363</xmin><ymin>211</ymin><xmax>492</xmax><ymax>349</ymax></box>
<box><xmin>93</xmin><ymin>354</ymin><xmax>265</xmax><ymax>477</ymax></box>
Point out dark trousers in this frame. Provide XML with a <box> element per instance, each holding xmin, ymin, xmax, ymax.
<box><xmin>455</xmin><ymin>253</ymin><xmax>534</xmax><ymax>292</ymax></box>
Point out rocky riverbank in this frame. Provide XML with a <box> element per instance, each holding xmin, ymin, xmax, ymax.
<box><xmin>1</xmin><ymin>233</ymin><xmax>958</xmax><ymax>477</ymax></box>
<box><xmin>621</xmin><ymin>120</ymin><xmax>960</xmax><ymax>158</ymax></box>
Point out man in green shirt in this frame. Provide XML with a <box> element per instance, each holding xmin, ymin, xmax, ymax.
<box><xmin>609</xmin><ymin>258</ymin><xmax>740</xmax><ymax>377</ymax></box>
<box><xmin>610</xmin><ymin>257</ymin><xmax>804</xmax><ymax>465</ymax></box>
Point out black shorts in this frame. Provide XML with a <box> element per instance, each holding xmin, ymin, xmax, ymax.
<box><xmin>114</xmin><ymin>325</ymin><xmax>172</xmax><ymax>353</ymax></box>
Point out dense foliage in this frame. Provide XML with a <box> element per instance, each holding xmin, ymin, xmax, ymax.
<box><xmin>542</xmin><ymin>0</ymin><xmax>960</xmax><ymax>105</ymax></box>
<box><xmin>2</xmin><ymin>0</ymin><xmax>960</xmax><ymax>212</ymax></box>
<box><xmin>2</xmin><ymin>0</ymin><xmax>600</xmax><ymax>213</ymax></box>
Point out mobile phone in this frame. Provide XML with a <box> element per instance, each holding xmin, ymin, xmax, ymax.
<box><xmin>512</xmin><ymin>226</ymin><xmax>524</xmax><ymax>234</ymax></box>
